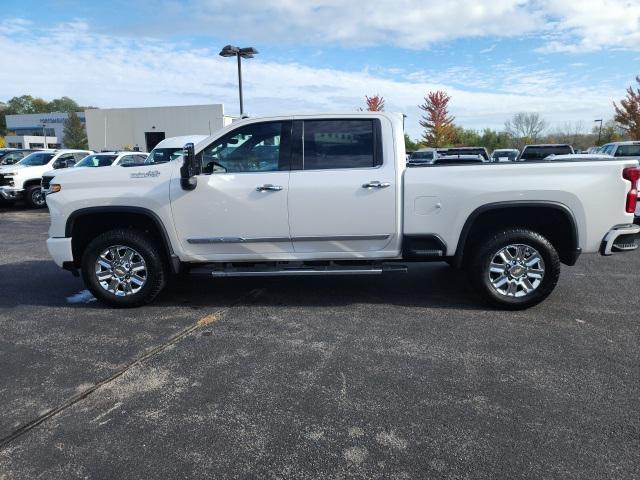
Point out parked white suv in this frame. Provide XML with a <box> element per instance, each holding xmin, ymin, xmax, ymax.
<box><xmin>0</xmin><ymin>149</ymin><xmax>91</xmax><ymax>207</ymax></box>
<box><xmin>44</xmin><ymin>114</ymin><xmax>639</xmax><ymax>309</ymax></box>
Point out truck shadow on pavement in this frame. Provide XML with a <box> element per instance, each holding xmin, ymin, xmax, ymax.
<box><xmin>0</xmin><ymin>260</ymin><xmax>485</xmax><ymax>311</ymax></box>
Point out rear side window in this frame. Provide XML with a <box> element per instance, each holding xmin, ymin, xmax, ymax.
<box><xmin>302</xmin><ymin>120</ymin><xmax>378</xmax><ymax>170</ymax></box>
<box><xmin>615</xmin><ymin>145</ymin><xmax>640</xmax><ymax>157</ymax></box>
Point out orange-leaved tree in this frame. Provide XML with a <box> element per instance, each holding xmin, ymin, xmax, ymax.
<box><xmin>364</xmin><ymin>94</ymin><xmax>385</xmax><ymax>111</ymax></box>
<box><xmin>419</xmin><ymin>90</ymin><xmax>455</xmax><ymax>147</ymax></box>
<box><xmin>614</xmin><ymin>75</ymin><xmax>640</xmax><ymax>140</ymax></box>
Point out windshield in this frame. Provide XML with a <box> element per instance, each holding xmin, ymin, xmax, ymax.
<box><xmin>146</xmin><ymin>148</ymin><xmax>183</xmax><ymax>164</ymax></box>
<box><xmin>75</xmin><ymin>154</ymin><xmax>118</xmax><ymax>168</ymax></box>
<box><xmin>615</xmin><ymin>145</ymin><xmax>640</xmax><ymax>157</ymax></box>
<box><xmin>409</xmin><ymin>151</ymin><xmax>434</xmax><ymax>160</ymax></box>
<box><xmin>17</xmin><ymin>152</ymin><xmax>55</xmax><ymax>166</ymax></box>
<box><xmin>492</xmin><ymin>151</ymin><xmax>518</xmax><ymax>161</ymax></box>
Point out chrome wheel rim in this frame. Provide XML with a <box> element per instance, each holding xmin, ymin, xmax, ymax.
<box><xmin>95</xmin><ymin>245</ymin><xmax>147</xmax><ymax>297</ymax></box>
<box><xmin>488</xmin><ymin>244</ymin><xmax>545</xmax><ymax>298</ymax></box>
<box><xmin>32</xmin><ymin>189</ymin><xmax>45</xmax><ymax>206</ymax></box>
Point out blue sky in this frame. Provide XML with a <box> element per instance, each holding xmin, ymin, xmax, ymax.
<box><xmin>1</xmin><ymin>0</ymin><xmax>639</xmax><ymax>139</ymax></box>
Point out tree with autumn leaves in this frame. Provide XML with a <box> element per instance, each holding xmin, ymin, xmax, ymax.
<box><xmin>418</xmin><ymin>91</ymin><xmax>456</xmax><ymax>147</ymax></box>
<box><xmin>363</xmin><ymin>94</ymin><xmax>385</xmax><ymax>111</ymax></box>
<box><xmin>614</xmin><ymin>75</ymin><xmax>640</xmax><ymax>140</ymax></box>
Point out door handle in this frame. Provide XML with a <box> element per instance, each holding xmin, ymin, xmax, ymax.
<box><xmin>256</xmin><ymin>184</ymin><xmax>283</xmax><ymax>192</ymax></box>
<box><xmin>362</xmin><ymin>181</ymin><xmax>391</xmax><ymax>189</ymax></box>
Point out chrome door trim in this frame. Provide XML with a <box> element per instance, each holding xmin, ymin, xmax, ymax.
<box><xmin>293</xmin><ymin>234</ymin><xmax>390</xmax><ymax>242</ymax></box>
<box><xmin>187</xmin><ymin>234</ymin><xmax>390</xmax><ymax>244</ymax></box>
<box><xmin>187</xmin><ymin>236</ymin><xmax>289</xmax><ymax>244</ymax></box>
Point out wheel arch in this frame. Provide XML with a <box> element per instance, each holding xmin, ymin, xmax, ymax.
<box><xmin>65</xmin><ymin>206</ymin><xmax>180</xmax><ymax>273</ymax></box>
<box><xmin>453</xmin><ymin>201</ymin><xmax>580</xmax><ymax>268</ymax></box>
<box><xmin>23</xmin><ymin>178</ymin><xmax>44</xmax><ymax>188</ymax></box>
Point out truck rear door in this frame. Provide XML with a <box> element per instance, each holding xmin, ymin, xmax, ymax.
<box><xmin>287</xmin><ymin>117</ymin><xmax>399</xmax><ymax>256</ymax></box>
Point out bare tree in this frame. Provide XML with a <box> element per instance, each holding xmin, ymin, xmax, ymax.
<box><xmin>553</xmin><ymin>121</ymin><xmax>586</xmax><ymax>147</ymax></box>
<box><xmin>504</xmin><ymin>112</ymin><xmax>548</xmax><ymax>148</ymax></box>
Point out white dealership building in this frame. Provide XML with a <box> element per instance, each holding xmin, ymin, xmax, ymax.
<box><xmin>85</xmin><ymin>104</ymin><xmax>233</xmax><ymax>152</ymax></box>
<box><xmin>5</xmin><ymin>104</ymin><xmax>233</xmax><ymax>152</ymax></box>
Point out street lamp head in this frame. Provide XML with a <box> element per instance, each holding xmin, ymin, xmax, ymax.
<box><xmin>219</xmin><ymin>45</ymin><xmax>258</xmax><ymax>58</ymax></box>
<box><xmin>594</xmin><ymin>119</ymin><xmax>602</xmax><ymax>122</ymax></box>
<box><xmin>219</xmin><ymin>45</ymin><xmax>240</xmax><ymax>57</ymax></box>
<box><xmin>238</xmin><ymin>47</ymin><xmax>259</xmax><ymax>58</ymax></box>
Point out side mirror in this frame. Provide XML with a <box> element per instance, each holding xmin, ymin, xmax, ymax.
<box><xmin>53</xmin><ymin>160</ymin><xmax>64</xmax><ymax>169</ymax></box>
<box><xmin>180</xmin><ymin>142</ymin><xmax>199</xmax><ymax>191</ymax></box>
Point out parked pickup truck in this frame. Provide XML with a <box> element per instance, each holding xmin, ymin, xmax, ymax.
<box><xmin>0</xmin><ymin>149</ymin><xmax>91</xmax><ymax>207</ymax></box>
<box><xmin>43</xmin><ymin>113</ymin><xmax>640</xmax><ymax>309</ymax></box>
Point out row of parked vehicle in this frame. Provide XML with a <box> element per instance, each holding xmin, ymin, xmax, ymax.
<box><xmin>0</xmin><ymin>148</ymin><xmax>148</xmax><ymax>208</ymax></box>
<box><xmin>407</xmin><ymin>141</ymin><xmax>640</xmax><ymax>165</ymax></box>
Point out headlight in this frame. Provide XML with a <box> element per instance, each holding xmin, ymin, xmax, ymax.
<box><xmin>49</xmin><ymin>184</ymin><xmax>62</xmax><ymax>193</ymax></box>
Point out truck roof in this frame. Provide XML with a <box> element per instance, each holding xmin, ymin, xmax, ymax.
<box><xmin>153</xmin><ymin>135</ymin><xmax>210</xmax><ymax>150</ymax></box>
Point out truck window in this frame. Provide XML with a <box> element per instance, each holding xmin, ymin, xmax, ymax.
<box><xmin>200</xmin><ymin>121</ymin><xmax>291</xmax><ymax>174</ymax></box>
<box><xmin>520</xmin><ymin>145</ymin><xmax>572</xmax><ymax>161</ymax></box>
<box><xmin>302</xmin><ymin>120</ymin><xmax>377</xmax><ymax>170</ymax></box>
<box><xmin>615</xmin><ymin>145</ymin><xmax>640</xmax><ymax>157</ymax></box>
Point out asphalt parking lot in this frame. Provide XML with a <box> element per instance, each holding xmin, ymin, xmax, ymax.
<box><xmin>0</xmin><ymin>205</ymin><xmax>638</xmax><ymax>479</ymax></box>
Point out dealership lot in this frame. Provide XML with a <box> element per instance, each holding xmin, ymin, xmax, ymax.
<box><xmin>0</xmin><ymin>207</ymin><xmax>638</xmax><ymax>479</ymax></box>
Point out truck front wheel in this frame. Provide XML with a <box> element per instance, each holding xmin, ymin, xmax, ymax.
<box><xmin>81</xmin><ymin>229</ymin><xmax>167</xmax><ymax>307</ymax></box>
<box><xmin>469</xmin><ymin>229</ymin><xmax>560</xmax><ymax>310</ymax></box>
<box><xmin>25</xmin><ymin>185</ymin><xmax>46</xmax><ymax>208</ymax></box>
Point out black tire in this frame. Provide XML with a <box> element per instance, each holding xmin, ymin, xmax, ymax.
<box><xmin>81</xmin><ymin>229</ymin><xmax>167</xmax><ymax>308</ymax></box>
<box><xmin>469</xmin><ymin>229</ymin><xmax>560</xmax><ymax>310</ymax></box>
<box><xmin>24</xmin><ymin>185</ymin><xmax>46</xmax><ymax>208</ymax></box>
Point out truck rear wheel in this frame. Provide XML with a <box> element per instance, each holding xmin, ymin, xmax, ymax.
<box><xmin>469</xmin><ymin>229</ymin><xmax>560</xmax><ymax>310</ymax></box>
<box><xmin>81</xmin><ymin>229</ymin><xmax>167</xmax><ymax>307</ymax></box>
<box><xmin>25</xmin><ymin>185</ymin><xmax>46</xmax><ymax>208</ymax></box>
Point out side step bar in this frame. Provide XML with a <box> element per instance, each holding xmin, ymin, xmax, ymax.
<box><xmin>189</xmin><ymin>262</ymin><xmax>408</xmax><ymax>278</ymax></box>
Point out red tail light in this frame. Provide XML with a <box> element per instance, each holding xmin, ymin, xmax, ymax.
<box><xmin>623</xmin><ymin>167</ymin><xmax>640</xmax><ymax>214</ymax></box>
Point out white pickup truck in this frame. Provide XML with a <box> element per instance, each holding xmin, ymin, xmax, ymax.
<box><xmin>0</xmin><ymin>149</ymin><xmax>92</xmax><ymax>207</ymax></box>
<box><xmin>44</xmin><ymin>113</ymin><xmax>640</xmax><ymax>309</ymax></box>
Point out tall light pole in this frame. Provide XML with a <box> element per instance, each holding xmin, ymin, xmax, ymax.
<box><xmin>41</xmin><ymin>123</ymin><xmax>47</xmax><ymax>149</ymax></box>
<box><xmin>594</xmin><ymin>119</ymin><xmax>603</xmax><ymax>146</ymax></box>
<box><xmin>219</xmin><ymin>45</ymin><xmax>258</xmax><ymax>117</ymax></box>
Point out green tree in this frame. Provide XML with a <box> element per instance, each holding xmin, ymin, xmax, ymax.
<box><xmin>48</xmin><ymin>96</ymin><xmax>81</xmax><ymax>113</ymax></box>
<box><xmin>404</xmin><ymin>134</ymin><xmax>421</xmax><ymax>151</ymax></box>
<box><xmin>593</xmin><ymin>119</ymin><xmax>625</xmax><ymax>144</ymax></box>
<box><xmin>5</xmin><ymin>95</ymin><xmax>46</xmax><ymax>114</ymax></box>
<box><xmin>453</xmin><ymin>126</ymin><xmax>480</xmax><ymax>146</ymax></box>
<box><xmin>63</xmin><ymin>111</ymin><xmax>88</xmax><ymax>149</ymax></box>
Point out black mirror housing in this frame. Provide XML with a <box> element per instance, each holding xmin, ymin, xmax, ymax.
<box><xmin>180</xmin><ymin>143</ymin><xmax>199</xmax><ymax>190</ymax></box>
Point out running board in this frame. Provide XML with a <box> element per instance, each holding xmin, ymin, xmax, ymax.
<box><xmin>188</xmin><ymin>262</ymin><xmax>408</xmax><ymax>278</ymax></box>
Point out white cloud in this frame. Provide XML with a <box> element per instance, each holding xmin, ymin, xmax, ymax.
<box><xmin>0</xmin><ymin>21</ymin><xmax>623</xmax><ymax>138</ymax></box>
<box><xmin>161</xmin><ymin>0</ymin><xmax>540</xmax><ymax>49</ymax></box>
<box><xmin>536</xmin><ymin>0</ymin><xmax>640</xmax><ymax>52</ymax></box>
<box><xmin>157</xmin><ymin>0</ymin><xmax>640</xmax><ymax>52</ymax></box>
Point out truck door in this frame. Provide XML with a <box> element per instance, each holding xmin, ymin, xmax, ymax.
<box><xmin>287</xmin><ymin>118</ymin><xmax>399</xmax><ymax>255</ymax></box>
<box><xmin>170</xmin><ymin>121</ymin><xmax>293</xmax><ymax>258</ymax></box>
